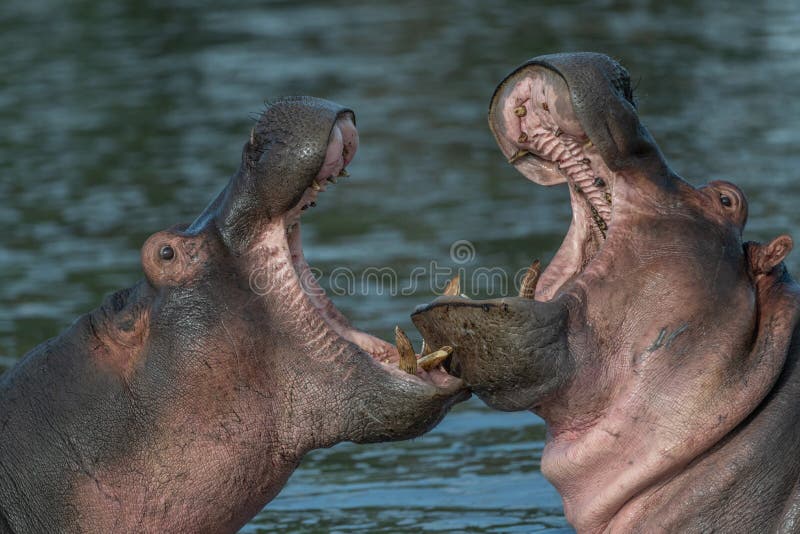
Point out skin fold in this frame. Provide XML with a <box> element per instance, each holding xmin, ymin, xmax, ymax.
<box><xmin>412</xmin><ymin>53</ymin><xmax>800</xmax><ymax>532</ymax></box>
<box><xmin>0</xmin><ymin>97</ymin><xmax>466</xmax><ymax>533</ymax></box>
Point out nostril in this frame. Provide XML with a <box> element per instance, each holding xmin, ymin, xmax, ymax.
<box><xmin>159</xmin><ymin>245</ymin><xmax>175</xmax><ymax>261</ymax></box>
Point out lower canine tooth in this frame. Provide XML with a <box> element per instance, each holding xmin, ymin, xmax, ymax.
<box><xmin>519</xmin><ymin>259</ymin><xmax>541</xmax><ymax>299</ymax></box>
<box><xmin>443</xmin><ymin>275</ymin><xmax>460</xmax><ymax>296</ymax></box>
<box><xmin>418</xmin><ymin>346</ymin><xmax>453</xmax><ymax>371</ymax></box>
<box><xmin>395</xmin><ymin>326</ymin><xmax>417</xmax><ymax>374</ymax></box>
<box><xmin>328</xmin><ymin>175</ymin><xmax>338</xmax><ymax>184</ymax></box>
<box><xmin>338</xmin><ymin>168</ymin><xmax>350</xmax><ymax>177</ymax></box>
<box><xmin>312</xmin><ymin>181</ymin><xmax>322</xmax><ymax>191</ymax></box>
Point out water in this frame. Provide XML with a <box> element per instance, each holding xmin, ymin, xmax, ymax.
<box><xmin>1</xmin><ymin>1</ymin><xmax>798</xmax><ymax>531</ymax></box>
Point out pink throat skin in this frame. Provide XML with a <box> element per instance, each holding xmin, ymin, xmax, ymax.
<box><xmin>497</xmin><ymin>73</ymin><xmax>613</xmax><ymax>303</ymax></box>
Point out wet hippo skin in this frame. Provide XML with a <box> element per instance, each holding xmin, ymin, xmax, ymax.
<box><xmin>0</xmin><ymin>97</ymin><xmax>467</xmax><ymax>533</ymax></box>
<box><xmin>412</xmin><ymin>53</ymin><xmax>800</xmax><ymax>532</ymax></box>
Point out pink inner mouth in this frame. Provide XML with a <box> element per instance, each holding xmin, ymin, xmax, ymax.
<box><xmin>255</xmin><ymin>114</ymin><xmax>461</xmax><ymax>391</ymax></box>
<box><xmin>492</xmin><ymin>68</ymin><xmax>618</xmax><ymax>302</ymax></box>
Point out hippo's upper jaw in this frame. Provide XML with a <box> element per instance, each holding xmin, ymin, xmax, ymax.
<box><xmin>413</xmin><ymin>54</ymin><xmax>800</xmax><ymax>532</ymax></box>
<box><xmin>0</xmin><ymin>97</ymin><xmax>465</xmax><ymax>534</ymax></box>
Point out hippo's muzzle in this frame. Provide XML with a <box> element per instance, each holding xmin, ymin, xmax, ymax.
<box><xmin>412</xmin><ymin>296</ymin><xmax>571</xmax><ymax>411</ymax></box>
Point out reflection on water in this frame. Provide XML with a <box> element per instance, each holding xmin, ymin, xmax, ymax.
<box><xmin>1</xmin><ymin>1</ymin><xmax>798</xmax><ymax>531</ymax></box>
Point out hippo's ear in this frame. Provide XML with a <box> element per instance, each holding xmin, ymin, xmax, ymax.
<box><xmin>747</xmin><ymin>235</ymin><xmax>793</xmax><ymax>276</ymax></box>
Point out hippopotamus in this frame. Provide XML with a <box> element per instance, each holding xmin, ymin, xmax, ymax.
<box><xmin>412</xmin><ymin>53</ymin><xmax>800</xmax><ymax>532</ymax></box>
<box><xmin>0</xmin><ymin>97</ymin><xmax>466</xmax><ymax>533</ymax></box>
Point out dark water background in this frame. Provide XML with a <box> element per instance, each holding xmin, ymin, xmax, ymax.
<box><xmin>1</xmin><ymin>1</ymin><xmax>798</xmax><ymax>532</ymax></box>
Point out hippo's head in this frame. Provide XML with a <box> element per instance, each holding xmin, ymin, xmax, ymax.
<box><xmin>72</xmin><ymin>97</ymin><xmax>465</xmax><ymax>529</ymax></box>
<box><xmin>412</xmin><ymin>54</ymin><xmax>800</xmax><ymax>530</ymax></box>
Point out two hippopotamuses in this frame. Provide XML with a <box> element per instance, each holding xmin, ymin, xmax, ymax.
<box><xmin>2</xmin><ymin>53</ymin><xmax>798</xmax><ymax>533</ymax></box>
<box><xmin>0</xmin><ymin>97</ymin><xmax>466</xmax><ymax>532</ymax></box>
<box><xmin>413</xmin><ymin>53</ymin><xmax>800</xmax><ymax>531</ymax></box>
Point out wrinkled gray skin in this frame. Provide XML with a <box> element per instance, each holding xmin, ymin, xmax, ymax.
<box><xmin>413</xmin><ymin>54</ymin><xmax>800</xmax><ymax>532</ymax></box>
<box><xmin>0</xmin><ymin>97</ymin><xmax>465</xmax><ymax>533</ymax></box>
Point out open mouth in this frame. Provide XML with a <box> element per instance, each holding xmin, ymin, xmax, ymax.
<box><xmin>257</xmin><ymin>112</ymin><xmax>463</xmax><ymax>393</ymax></box>
<box><xmin>488</xmin><ymin>65</ymin><xmax>619</xmax><ymax>302</ymax></box>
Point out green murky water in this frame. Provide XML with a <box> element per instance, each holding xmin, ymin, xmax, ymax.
<box><xmin>1</xmin><ymin>1</ymin><xmax>798</xmax><ymax>531</ymax></box>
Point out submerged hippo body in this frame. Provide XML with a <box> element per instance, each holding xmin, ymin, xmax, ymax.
<box><xmin>0</xmin><ymin>97</ymin><xmax>465</xmax><ymax>533</ymax></box>
<box><xmin>413</xmin><ymin>53</ymin><xmax>800</xmax><ymax>532</ymax></box>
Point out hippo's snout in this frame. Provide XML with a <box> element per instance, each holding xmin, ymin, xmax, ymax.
<box><xmin>412</xmin><ymin>296</ymin><xmax>572</xmax><ymax>411</ymax></box>
<box><xmin>191</xmin><ymin>96</ymin><xmax>358</xmax><ymax>253</ymax></box>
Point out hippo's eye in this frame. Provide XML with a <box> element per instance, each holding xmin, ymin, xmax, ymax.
<box><xmin>719</xmin><ymin>194</ymin><xmax>732</xmax><ymax>207</ymax></box>
<box><xmin>159</xmin><ymin>245</ymin><xmax>175</xmax><ymax>261</ymax></box>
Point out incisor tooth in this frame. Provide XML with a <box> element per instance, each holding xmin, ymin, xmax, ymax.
<box><xmin>395</xmin><ymin>326</ymin><xmax>417</xmax><ymax>374</ymax></box>
<box><xmin>328</xmin><ymin>175</ymin><xmax>338</xmax><ymax>184</ymax></box>
<box><xmin>418</xmin><ymin>346</ymin><xmax>453</xmax><ymax>371</ymax></box>
<box><xmin>514</xmin><ymin>105</ymin><xmax>527</xmax><ymax>117</ymax></box>
<box><xmin>338</xmin><ymin>168</ymin><xmax>350</xmax><ymax>177</ymax></box>
<box><xmin>519</xmin><ymin>259</ymin><xmax>541</xmax><ymax>299</ymax></box>
<box><xmin>508</xmin><ymin>149</ymin><xmax>530</xmax><ymax>164</ymax></box>
<box><xmin>443</xmin><ymin>274</ymin><xmax>460</xmax><ymax>296</ymax></box>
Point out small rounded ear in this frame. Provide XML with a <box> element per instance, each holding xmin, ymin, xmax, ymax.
<box><xmin>747</xmin><ymin>235</ymin><xmax>793</xmax><ymax>276</ymax></box>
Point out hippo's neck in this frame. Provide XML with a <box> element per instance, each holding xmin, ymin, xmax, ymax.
<box><xmin>543</xmin><ymin>271</ymin><xmax>800</xmax><ymax>532</ymax></box>
<box><xmin>609</xmin><ymin>323</ymin><xmax>800</xmax><ymax>532</ymax></box>
<box><xmin>68</xmin><ymin>420</ymin><xmax>299</xmax><ymax>532</ymax></box>
<box><xmin>0</xmin><ymin>296</ymin><xmax>341</xmax><ymax>533</ymax></box>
